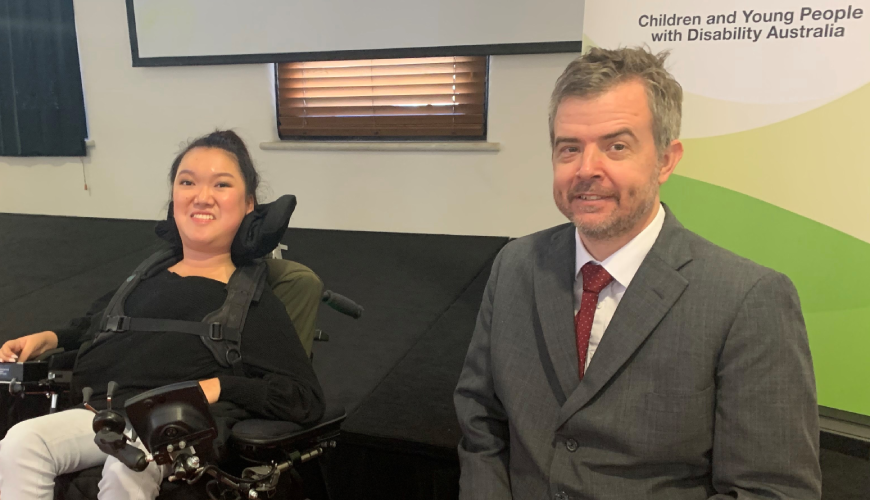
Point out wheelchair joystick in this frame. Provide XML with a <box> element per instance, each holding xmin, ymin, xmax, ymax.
<box><xmin>81</xmin><ymin>386</ymin><xmax>96</xmax><ymax>413</ymax></box>
<box><xmin>106</xmin><ymin>381</ymin><xmax>117</xmax><ymax>409</ymax></box>
<box><xmin>85</xmin><ymin>382</ymin><xmax>150</xmax><ymax>472</ymax></box>
<box><xmin>92</xmin><ymin>382</ymin><xmax>126</xmax><ymax>435</ymax></box>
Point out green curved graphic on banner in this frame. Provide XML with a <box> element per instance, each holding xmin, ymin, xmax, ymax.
<box><xmin>676</xmin><ymin>82</ymin><xmax>870</xmax><ymax>247</ymax></box>
<box><xmin>662</xmin><ymin>175</ymin><xmax>870</xmax><ymax>416</ymax></box>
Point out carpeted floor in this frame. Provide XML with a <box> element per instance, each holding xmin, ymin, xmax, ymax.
<box><xmin>821</xmin><ymin>448</ymin><xmax>870</xmax><ymax>499</ymax></box>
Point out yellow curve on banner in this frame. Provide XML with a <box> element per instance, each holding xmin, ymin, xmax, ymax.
<box><xmin>678</xmin><ymin>82</ymin><xmax>870</xmax><ymax>244</ymax></box>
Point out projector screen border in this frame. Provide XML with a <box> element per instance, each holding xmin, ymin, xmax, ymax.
<box><xmin>124</xmin><ymin>0</ymin><xmax>582</xmax><ymax>68</ymax></box>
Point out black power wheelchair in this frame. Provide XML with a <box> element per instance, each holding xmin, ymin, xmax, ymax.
<box><xmin>1</xmin><ymin>245</ymin><xmax>362</xmax><ymax>500</ymax></box>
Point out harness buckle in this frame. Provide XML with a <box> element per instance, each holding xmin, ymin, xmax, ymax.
<box><xmin>106</xmin><ymin>316</ymin><xmax>131</xmax><ymax>332</ymax></box>
<box><xmin>209</xmin><ymin>323</ymin><xmax>223</xmax><ymax>341</ymax></box>
<box><xmin>226</xmin><ymin>348</ymin><xmax>242</xmax><ymax>366</ymax></box>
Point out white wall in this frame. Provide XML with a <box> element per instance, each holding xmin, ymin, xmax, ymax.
<box><xmin>0</xmin><ymin>0</ymin><xmax>577</xmax><ymax>238</ymax></box>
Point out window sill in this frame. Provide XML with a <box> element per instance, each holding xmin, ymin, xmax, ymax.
<box><xmin>259</xmin><ymin>141</ymin><xmax>500</xmax><ymax>153</ymax></box>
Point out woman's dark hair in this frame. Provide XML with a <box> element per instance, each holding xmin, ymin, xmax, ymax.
<box><xmin>168</xmin><ymin>130</ymin><xmax>260</xmax><ymax>205</ymax></box>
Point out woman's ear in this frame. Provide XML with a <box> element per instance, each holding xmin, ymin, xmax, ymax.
<box><xmin>246</xmin><ymin>196</ymin><xmax>255</xmax><ymax>215</ymax></box>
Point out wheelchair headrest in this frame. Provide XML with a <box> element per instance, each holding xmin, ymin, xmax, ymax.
<box><xmin>155</xmin><ymin>194</ymin><xmax>297</xmax><ymax>264</ymax></box>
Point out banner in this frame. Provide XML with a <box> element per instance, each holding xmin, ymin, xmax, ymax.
<box><xmin>584</xmin><ymin>0</ymin><xmax>870</xmax><ymax>417</ymax></box>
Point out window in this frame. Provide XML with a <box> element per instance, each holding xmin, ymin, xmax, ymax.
<box><xmin>276</xmin><ymin>56</ymin><xmax>488</xmax><ymax>140</ymax></box>
<box><xmin>0</xmin><ymin>0</ymin><xmax>87</xmax><ymax>156</ymax></box>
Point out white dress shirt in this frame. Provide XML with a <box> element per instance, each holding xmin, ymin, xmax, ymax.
<box><xmin>574</xmin><ymin>203</ymin><xmax>665</xmax><ymax>370</ymax></box>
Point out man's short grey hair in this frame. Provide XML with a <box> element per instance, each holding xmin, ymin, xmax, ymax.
<box><xmin>549</xmin><ymin>46</ymin><xmax>683</xmax><ymax>156</ymax></box>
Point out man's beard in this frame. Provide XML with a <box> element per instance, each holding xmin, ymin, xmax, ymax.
<box><xmin>563</xmin><ymin>168</ymin><xmax>660</xmax><ymax>241</ymax></box>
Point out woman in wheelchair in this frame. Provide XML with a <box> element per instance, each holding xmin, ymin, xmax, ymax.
<box><xmin>0</xmin><ymin>130</ymin><xmax>324</xmax><ymax>499</ymax></box>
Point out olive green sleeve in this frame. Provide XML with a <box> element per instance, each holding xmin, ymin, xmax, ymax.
<box><xmin>264</xmin><ymin>259</ymin><xmax>323</xmax><ymax>357</ymax></box>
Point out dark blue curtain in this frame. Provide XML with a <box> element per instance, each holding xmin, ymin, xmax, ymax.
<box><xmin>0</xmin><ymin>0</ymin><xmax>87</xmax><ymax>157</ymax></box>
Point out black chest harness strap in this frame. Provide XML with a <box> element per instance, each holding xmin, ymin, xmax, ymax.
<box><xmin>95</xmin><ymin>248</ymin><xmax>268</xmax><ymax>376</ymax></box>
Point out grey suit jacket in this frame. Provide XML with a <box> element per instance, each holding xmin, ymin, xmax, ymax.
<box><xmin>454</xmin><ymin>208</ymin><xmax>821</xmax><ymax>500</ymax></box>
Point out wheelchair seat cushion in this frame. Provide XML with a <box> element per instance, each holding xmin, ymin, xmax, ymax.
<box><xmin>231</xmin><ymin>406</ymin><xmax>346</xmax><ymax>448</ymax></box>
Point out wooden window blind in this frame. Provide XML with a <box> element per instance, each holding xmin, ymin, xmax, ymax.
<box><xmin>276</xmin><ymin>56</ymin><xmax>488</xmax><ymax>140</ymax></box>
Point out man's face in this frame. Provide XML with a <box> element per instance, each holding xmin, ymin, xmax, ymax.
<box><xmin>552</xmin><ymin>79</ymin><xmax>680</xmax><ymax>243</ymax></box>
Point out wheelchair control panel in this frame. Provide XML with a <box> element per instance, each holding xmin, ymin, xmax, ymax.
<box><xmin>82</xmin><ymin>380</ymin><xmax>340</xmax><ymax>500</ymax></box>
<box><xmin>0</xmin><ymin>359</ymin><xmax>71</xmax><ymax>413</ymax></box>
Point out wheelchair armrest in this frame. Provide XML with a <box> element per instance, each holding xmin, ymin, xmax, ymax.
<box><xmin>231</xmin><ymin>406</ymin><xmax>346</xmax><ymax>460</ymax></box>
<box><xmin>47</xmin><ymin>350</ymin><xmax>78</xmax><ymax>371</ymax></box>
<box><xmin>33</xmin><ymin>347</ymin><xmax>65</xmax><ymax>362</ymax></box>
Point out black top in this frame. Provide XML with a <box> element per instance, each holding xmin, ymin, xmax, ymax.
<box><xmin>55</xmin><ymin>269</ymin><xmax>324</xmax><ymax>425</ymax></box>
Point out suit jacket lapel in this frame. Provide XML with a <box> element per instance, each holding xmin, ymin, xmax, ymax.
<box><xmin>534</xmin><ymin>224</ymin><xmax>581</xmax><ymax>403</ymax></box>
<box><xmin>557</xmin><ymin>208</ymin><xmax>693</xmax><ymax>427</ymax></box>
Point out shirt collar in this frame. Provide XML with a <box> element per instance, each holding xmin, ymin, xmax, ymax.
<box><xmin>574</xmin><ymin>203</ymin><xmax>665</xmax><ymax>288</ymax></box>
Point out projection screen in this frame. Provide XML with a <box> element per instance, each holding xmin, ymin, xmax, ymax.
<box><xmin>126</xmin><ymin>0</ymin><xmax>585</xmax><ymax>66</ymax></box>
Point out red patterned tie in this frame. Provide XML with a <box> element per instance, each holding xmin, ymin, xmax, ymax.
<box><xmin>575</xmin><ymin>263</ymin><xmax>613</xmax><ymax>381</ymax></box>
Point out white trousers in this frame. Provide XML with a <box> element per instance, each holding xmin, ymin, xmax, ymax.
<box><xmin>0</xmin><ymin>408</ymin><xmax>166</xmax><ymax>500</ymax></box>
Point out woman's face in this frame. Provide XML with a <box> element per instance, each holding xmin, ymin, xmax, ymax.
<box><xmin>172</xmin><ymin>147</ymin><xmax>254</xmax><ymax>255</ymax></box>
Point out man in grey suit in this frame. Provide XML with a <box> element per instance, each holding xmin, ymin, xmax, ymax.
<box><xmin>454</xmin><ymin>47</ymin><xmax>821</xmax><ymax>500</ymax></box>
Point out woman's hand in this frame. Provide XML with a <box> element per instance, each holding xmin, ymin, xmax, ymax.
<box><xmin>0</xmin><ymin>331</ymin><xmax>59</xmax><ymax>362</ymax></box>
<box><xmin>198</xmin><ymin>378</ymin><xmax>221</xmax><ymax>404</ymax></box>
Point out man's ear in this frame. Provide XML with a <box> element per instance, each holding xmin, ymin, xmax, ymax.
<box><xmin>657</xmin><ymin>139</ymin><xmax>683</xmax><ymax>185</ymax></box>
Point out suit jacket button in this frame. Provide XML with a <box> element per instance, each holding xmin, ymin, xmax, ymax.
<box><xmin>565</xmin><ymin>438</ymin><xmax>578</xmax><ymax>452</ymax></box>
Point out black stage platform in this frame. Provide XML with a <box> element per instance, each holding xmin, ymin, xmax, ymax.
<box><xmin>0</xmin><ymin>213</ymin><xmax>867</xmax><ymax>500</ymax></box>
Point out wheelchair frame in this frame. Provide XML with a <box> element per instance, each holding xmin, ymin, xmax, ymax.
<box><xmin>1</xmin><ymin>288</ymin><xmax>362</xmax><ymax>500</ymax></box>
